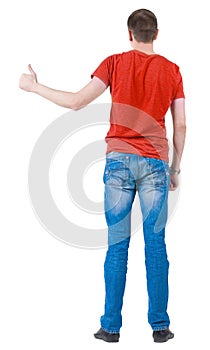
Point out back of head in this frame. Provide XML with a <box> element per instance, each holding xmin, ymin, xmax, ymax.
<box><xmin>127</xmin><ymin>9</ymin><xmax>158</xmax><ymax>43</ymax></box>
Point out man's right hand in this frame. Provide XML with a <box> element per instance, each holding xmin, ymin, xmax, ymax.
<box><xmin>19</xmin><ymin>64</ymin><xmax>37</xmax><ymax>92</ymax></box>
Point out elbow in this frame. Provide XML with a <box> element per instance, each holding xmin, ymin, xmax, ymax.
<box><xmin>70</xmin><ymin>102</ymin><xmax>81</xmax><ymax>111</ymax></box>
<box><xmin>174</xmin><ymin>117</ymin><xmax>187</xmax><ymax>132</ymax></box>
<box><xmin>71</xmin><ymin>104</ymin><xmax>83</xmax><ymax>111</ymax></box>
<box><xmin>174</xmin><ymin>124</ymin><xmax>187</xmax><ymax>135</ymax></box>
<box><xmin>177</xmin><ymin>123</ymin><xmax>186</xmax><ymax>131</ymax></box>
<box><xmin>67</xmin><ymin>93</ymin><xmax>83</xmax><ymax>111</ymax></box>
<box><xmin>180</xmin><ymin>124</ymin><xmax>187</xmax><ymax>132</ymax></box>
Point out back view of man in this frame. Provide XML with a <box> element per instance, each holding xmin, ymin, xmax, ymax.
<box><xmin>92</xmin><ymin>9</ymin><xmax>186</xmax><ymax>343</ymax></box>
<box><xmin>19</xmin><ymin>8</ymin><xmax>186</xmax><ymax>344</ymax></box>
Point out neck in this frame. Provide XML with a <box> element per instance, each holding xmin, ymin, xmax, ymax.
<box><xmin>132</xmin><ymin>41</ymin><xmax>155</xmax><ymax>55</ymax></box>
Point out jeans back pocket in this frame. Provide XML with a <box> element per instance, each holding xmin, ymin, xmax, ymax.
<box><xmin>148</xmin><ymin>158</ymin><xmax>170</xmax><ymax>187</ymax></box>
<box><xmin>103</xmin><ymin>156</ymin><xmax>130</xmax><ymax>186</ymax></box>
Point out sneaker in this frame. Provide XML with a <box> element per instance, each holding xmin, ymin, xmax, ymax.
<box><xmin>94</xmin><ymin>328</ymin><xmax>120</xmax><ymax>343</ymax></box>
<box><xmin>153</xmin><ymin>328</ymin><xmax>174</xmax><ymax>343</ymax></box>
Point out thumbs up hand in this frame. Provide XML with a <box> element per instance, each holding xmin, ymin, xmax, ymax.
<box><xmin>19</xmin><ymin>64</ymin><xmax>38</xmax><ymax>92</ymax></box>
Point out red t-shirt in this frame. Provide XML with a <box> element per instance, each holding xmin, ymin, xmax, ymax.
<box><xmin>91</xmin><ymin>50</ymin><xmax>185</xmax><ymax>162</ymax></box>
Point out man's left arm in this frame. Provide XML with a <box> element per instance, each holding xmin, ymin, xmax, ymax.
<box><xmin>19</xmin><ymin>64</ymin><xmax>107</xmax><ymax>110</ymax></box>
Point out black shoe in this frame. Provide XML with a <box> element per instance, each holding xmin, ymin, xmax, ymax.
<box><xmin>94</xmin><ymin>328</ymin><xmax>120</xmax><ymax>343</ymax></box>
<box><xmin>153</xmin><ymin>328</ymin><xmax>174</xmax><ymax>343</ymax></box>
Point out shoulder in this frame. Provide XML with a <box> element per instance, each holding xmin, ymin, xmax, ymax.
<box><xmin>102</xmin><ymin>51</ymin><xmax>132</xmax><ymax>61</ymax></box>
<box><xmin>155</xmin><ymin>54</ymin><xmax>180</xmax><ymax>71</ymax></box>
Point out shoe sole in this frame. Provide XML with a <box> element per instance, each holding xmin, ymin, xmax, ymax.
<box><xmin>94</xmin><ymin>334</ymin><xmax>119</xmax><ymax>343</ymax></box>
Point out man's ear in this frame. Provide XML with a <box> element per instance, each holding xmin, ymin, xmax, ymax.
<box><xmin>128</xmin><ymin>29</ymin><xmax>133</xmax><ymax>41</ymax></box>
<box><xmin>154</xmin><ymin>29</ymin><xmax>159</xmax><ymax>40</ymax></box>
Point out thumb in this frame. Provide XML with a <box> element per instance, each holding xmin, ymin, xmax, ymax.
<box><xmin>28</xmin><ymin>64</ymin><xmax>37</xmax><ymax>78</ymax></box>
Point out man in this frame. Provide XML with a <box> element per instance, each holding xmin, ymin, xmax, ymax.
<box><xmin>19</xmin><ymin>9</ymin><xmax>186</xmax><ymax>343</ymax></box>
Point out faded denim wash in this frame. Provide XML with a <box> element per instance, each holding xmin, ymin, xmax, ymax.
<box><xmin>100</xmin><ymin>151</ymin><xmax>170</xmax><ymax>332</ymax></box>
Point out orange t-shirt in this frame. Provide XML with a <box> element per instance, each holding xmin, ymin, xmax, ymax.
<box><xmin>91</xmin><ymin>50</ymin><xmax>185</xmax><ymax>162</ymax></box>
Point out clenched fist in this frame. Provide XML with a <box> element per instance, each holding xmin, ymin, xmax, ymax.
<box><xmin>19</xmin><ymin>64</ymin><xmax>37</xmax><ymax>92</ymax></box>
<box><xmin>170</xmin><ymin>173</ymin><xmax>179</xmax><ymax>191</ymax></box>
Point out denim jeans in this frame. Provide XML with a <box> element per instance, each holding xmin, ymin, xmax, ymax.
<box><xmin>100</xmin><ymin>152</ymin><xmax>170</xmax><ymax>332</ymax></box>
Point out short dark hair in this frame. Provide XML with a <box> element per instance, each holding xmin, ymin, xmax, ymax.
<box><xmin>127</xmin><ymin>9</ymin><xmax>158</xmax><ymax>43</ymax></box>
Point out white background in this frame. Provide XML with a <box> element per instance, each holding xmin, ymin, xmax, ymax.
<box><xmin>1</xmin><ymin>0</ymin><xmax>210</xmax><ymax>349</ymax></box>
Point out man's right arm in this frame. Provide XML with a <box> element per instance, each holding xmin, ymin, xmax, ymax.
<box><xmin>19</xmin><ymin>65</ymin><xmax>107</xmax><ymax>110</ymax></box>
<box><xmin>170</xmin><ymin>98</ymin><xmax>186</xmax><ymax>191</ymax></box>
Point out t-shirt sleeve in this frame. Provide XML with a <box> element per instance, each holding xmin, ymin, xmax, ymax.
<box><xmin>173</xmin><ymin>67</ymin><xmax>185</xmax><ymax>99</ymax></box>
<box><xmin>91</xmin><ymin>56</ymin><xmax>112</xmax><ymax>87</ymax></box>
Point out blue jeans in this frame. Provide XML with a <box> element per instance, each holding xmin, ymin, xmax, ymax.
<box><xmin>100</xmin><ymin>152</ymin><xmax>170</xmax><ymax>332</ymax></box>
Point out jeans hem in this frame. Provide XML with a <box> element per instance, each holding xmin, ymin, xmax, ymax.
<box><xmin>152</xmin><ymin>326</ymin><xmax>169</xmax><ymax>331</ymax></box>
<box><xmin>101</xmin><ymin>326</ymin><xmax>120</xmax><ymax>334</ymax></box>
